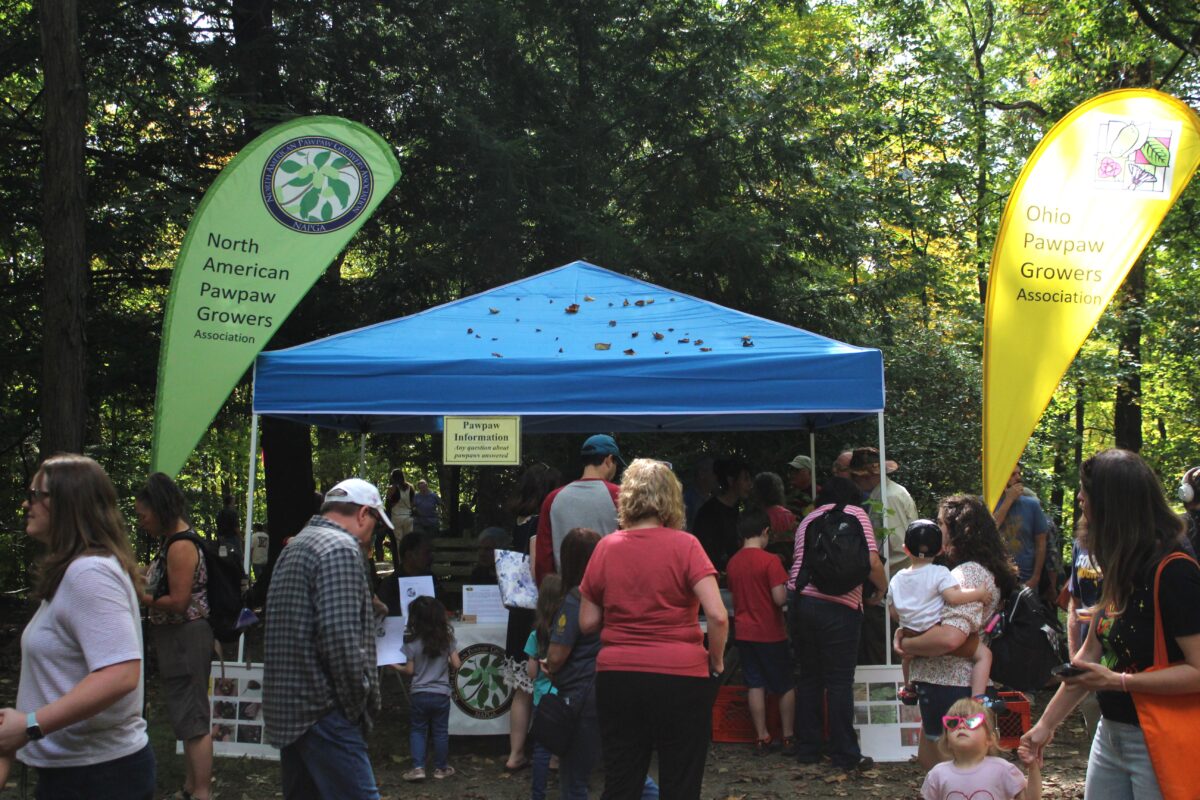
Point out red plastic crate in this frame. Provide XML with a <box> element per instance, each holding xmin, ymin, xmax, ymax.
<box><xmin>996</xmin><ymin>691</ymin><xmax>1031</xmax><ymax>749</ymax></box>
<box><xmin>711</xmin><ymin>686</ymin><xmax>784</xmax><ymax>743</ymax></box>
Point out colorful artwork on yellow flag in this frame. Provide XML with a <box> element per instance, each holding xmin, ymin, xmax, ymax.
<box><xmin>983</xmin><ymin>89</ymin><xmax>1200</xmax><ymax>508</ymax></box>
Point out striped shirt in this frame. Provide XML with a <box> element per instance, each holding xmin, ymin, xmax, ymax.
<box><xmin>786</xmin><ymin>504</ymin><xmax>878</xmax><ymax>610</ymax></box>
<box><xmin>263</xmin><ymin>516</ymin><xmax>379</xmax><ymax>748</ymax></box>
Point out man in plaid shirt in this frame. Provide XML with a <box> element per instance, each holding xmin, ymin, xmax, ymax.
<box><xmin>264</xmin><ymin>478</ymin><xmax>394</xmax><ymax>800</ymax></box>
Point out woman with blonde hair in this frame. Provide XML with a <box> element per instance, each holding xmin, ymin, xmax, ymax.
<box><xmin>580</xmin><ymin>459</ymin><xmax>729</xmax><ymax>800</ymax></box>
<box><xmin>0</xmin><ymin>454</ymin><xmax>154</xmax><ymax>798</ymax></box>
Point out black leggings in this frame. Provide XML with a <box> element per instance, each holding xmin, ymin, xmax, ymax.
<box><xmin>596</xmin><ymin>671</ymin><xmax>717</xmax><ymax>800</ymax></box>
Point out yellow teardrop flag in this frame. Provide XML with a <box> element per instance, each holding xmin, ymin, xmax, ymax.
<box><xmin>983</xmin><ymin>89</ymin><xmax>1200</xmax><ymax>508</ymax></box>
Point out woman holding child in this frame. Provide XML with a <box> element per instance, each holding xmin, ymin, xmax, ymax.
<box><xmin>895</xmin><ymin>494</ymin><xmax>1016</xmax><ymax>769</ymax></box>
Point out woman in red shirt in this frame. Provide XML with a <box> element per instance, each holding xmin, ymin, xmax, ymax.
<box><xmin>579</xmin><ymin>459</ymin><xmax>729</xmax><ymax>800</ymax></box>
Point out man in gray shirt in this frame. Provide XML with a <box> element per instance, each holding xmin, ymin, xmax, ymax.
<box><xmin>533</xmin><ymin>435</ymin><xmax>623</xmax><ymax>584</ymax></box>
<box><xmin>264</xmin><ymin>478</ymin><xmax>392</xmax><ymax>800</ymax></box>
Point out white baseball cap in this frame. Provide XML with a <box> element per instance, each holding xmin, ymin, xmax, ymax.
<box><xmin>325</xmin><ymin>478</ymin><xmax>394</xmax><ymax>529</ymax></box>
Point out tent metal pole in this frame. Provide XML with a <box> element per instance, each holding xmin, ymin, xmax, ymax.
<box><xmin>877</xmin><ymin>411</ymin><xmax>892</xmax><ymax>666</ymax></box>
<box><xmin>237</xmin><ymin>414</ymin><xmax>259</xmax><ymax>664</ymax></box>
<box><xmin>808</xmin><ymin>432</ymin><xmax>816</xmax><ymax>480</ymax></box>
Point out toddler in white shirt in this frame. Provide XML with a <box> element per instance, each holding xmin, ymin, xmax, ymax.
<box><xmin>890</xmin><ymin>519</ymin><xmax>992</xmax><ymax>702</ymax></box>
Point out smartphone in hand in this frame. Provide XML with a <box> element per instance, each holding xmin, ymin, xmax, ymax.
<box><xmin>1051</xmin><ymin>662</ymin><xmax>1086</xmax><ymax>678</ymax></box>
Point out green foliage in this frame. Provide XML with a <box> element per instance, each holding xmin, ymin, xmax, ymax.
<box><xmin>0</xmin><ymin>0</ymin><xmax>1198</xmax><ymax>592</ymax></box>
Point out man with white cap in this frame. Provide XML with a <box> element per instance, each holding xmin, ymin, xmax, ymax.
<box><xmin>264</xmin><ymin>478</ymin><xmax>393</xmax><ymax>800</ymax></box>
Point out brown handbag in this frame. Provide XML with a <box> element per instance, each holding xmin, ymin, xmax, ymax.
<box><xmin>1129</xmin><ymin>552</ymin><xmax>1200</xmax><ymax>800</ymax></box>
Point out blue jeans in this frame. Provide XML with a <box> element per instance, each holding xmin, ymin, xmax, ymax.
<box><xmin>1084</xmin><ymin>718</ymin><xmax>1163</xmax><ymax>799</ymax></box>
<box><xmin>792</xmin><ymin>596</ymin><xmax>863</xmax><ymax>768</ymax></box>
<box><xmin>409</xmin><ymin>692</ymin><xmax>450</xmax><ymax>771</ymax></box>
<box><xmin>561</xmin><ymin>707</ymin><xmax>601</xmax><ymax>800</ymax></box>
<box><xmin>281</xmin><ymin>710</ymin><xmax>380</xmax><ymax>800</ymax></box>
<box><xmin>531</xmin><ymin>741</ymin><xmax>553</xmax><ymax>800</ymax></box>
<box><xmin>34</xmin><ymin>741</ymin><xmax>156</xmax><ymax>800</ymax></box>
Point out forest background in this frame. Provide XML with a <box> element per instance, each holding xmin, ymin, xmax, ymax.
<box><xmin>2</xmin><ymin>0</ymin><xmax>1199</xmax><ymax>587</ymax></box>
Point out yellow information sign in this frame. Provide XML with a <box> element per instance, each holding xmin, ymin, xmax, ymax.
<box><xmin>443</xmin><ymin>416</ymin><xmax>522</xmax><ymax>465</ymax></box>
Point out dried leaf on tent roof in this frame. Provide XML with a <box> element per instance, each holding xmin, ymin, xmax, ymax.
<box><xmin>491</xmin><ymin>352</ymin><xmax>503</xmax><ymax>358</ymax></box>
<box><xmin>489</xmin><ymin>308</ymin><xmax>500</xmax><ymax>314</ymax></box>
<box><xmin>694</xmin><ymin>339</ymin><xmax>704</xmax><ymax>345</ymax></box>
<box><xmin>623</xmin><ymin>299</ymin><xmax>631</xmax><ymax>307</ymax></box>
<box><xmin>700</xmin><ymin>347</ymin><xmax>712</xmax><ymax>352</ymax></box>
<box><xmin>623</xmin><ymin>349</ymin><xmax>635</xmax><ymax>356</ymax></box>
<box><xmin>631</xmin><ymin>332</ymin><xmax>639</xmax><ymax>338</ymax></box>
<box><xmin>594</xmin><ymin>343</ymin><xmax>611</xmax><ymax>351</ymax></box>
<box><xmin>608</xmin><ymin>320</ymin><xmax>617</xmax><ymax>327</ymax></box>
<box><xmin>565</xmin><ymin>303</ymin><xmax>580</xmax><ymax>314</ymax></box>
<box><xmin>646</xmin><ymin>299</ymin><xmax>654</xmax><ymax>304</ymax></box>
<box><xmin>742</xmin><ymin>340</ymin><xmax>754</xmax><ymax>347</ymax></box>
<box><xmin>635</xmin><ymin>299</ymin><xmax>646</xmax><ymax>307</ymax></box>
<box><xmin>678</xmin><ymin>338</ymin><xmax>690</xmax><ymax>343</ymax></box>
<box><xmin>584</xmin><ymin>295</ymin><xmax>595</xmax><ymax>301</ymax></box>
<box><xmin>467</xmin><ymin>328</ymin><xmax>473</xmax><ymax>334</ymax></box>
<box><xmin>653</xmin><ymin>332</ymin><xmax>664</xmax><ymax>340</ymax></box>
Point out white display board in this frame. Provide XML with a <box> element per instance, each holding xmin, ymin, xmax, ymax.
<box><xmin>177</xmin><ymin>663</ymin><xmax>280</xmax><ymax>761</ymax></box>
<box><xmin>851</xmin><ymin>664</ymin><xmax>920</xmax><ymax>762</ymax></box>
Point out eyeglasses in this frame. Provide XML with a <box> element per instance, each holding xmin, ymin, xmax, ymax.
<box><xmin>27</xmin><ymin>488</ymin><xmax>50</xmax><ymax>505</ymax></box>
<box><xmin>942</xmin><ymin>713</ymin><xmax>986</xmax><ymax>731</ymax></box>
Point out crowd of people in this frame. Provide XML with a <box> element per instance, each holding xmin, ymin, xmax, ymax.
<box><xmin>4</xmin><ymin>440</ymin><xmax>1200</xmax><ymax>800</ymax></box>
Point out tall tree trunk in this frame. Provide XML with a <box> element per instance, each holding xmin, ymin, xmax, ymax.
<box><xmin>255</xmin><ymin>416</ymin><xmax>316</xmax><ymax>603</ymax></box>
<box><xmin>1114</xmin><ymin>260</ymin><xmax>1145</xmax><ymax>451</ymax></box>
<box><xmin>38</xmin><ymin>0</ymin><xmax>88</xmax><ymax>456</ymax></box>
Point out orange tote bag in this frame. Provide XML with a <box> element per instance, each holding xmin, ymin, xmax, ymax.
<box><xmin>1130</xmin><ymin>552</ymin><xmax>1200</xmax><ymax>800</ymax></box>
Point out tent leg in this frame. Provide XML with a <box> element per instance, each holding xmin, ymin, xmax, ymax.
<box><xmin>877</xmin><ymin>411</ymin><xmax>892</xmax><ymax>666</ymax></box>
<box><xmin>237</xmin><ymin>414</ymin><xmax>259</xmax><ymax>664</ymax></box>
<box><xmin>808</xmin><ymin>432</ymin><xmax>816</xmax><ymax>484</ymax></box>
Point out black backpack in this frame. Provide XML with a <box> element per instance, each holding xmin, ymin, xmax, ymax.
<box><xmin>988</xmin><ymin>585</ymin><xmax>1066</xmax><ymax>692</ymax></box>
<box><xmin>796</xmin><ymin>505</ymin><xmax>872</xmax><ymax>596</ymax></box>
<box><xmin>158</xmin><ymin>531</ymin><xmax>248</xmax><ymax>645</ymax></box>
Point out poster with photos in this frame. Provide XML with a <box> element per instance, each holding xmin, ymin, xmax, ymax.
<box><xmin>178</xmin><ymin>663</ymin><xmax>279</xmax><ymax>760</ymax></box>
<box><xmin>851</xmin><ymin>665</ymin><xmax>920</xmax><ymax>762</ymax></box>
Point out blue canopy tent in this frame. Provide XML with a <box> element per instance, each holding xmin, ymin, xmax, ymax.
<box><xmin>241</xmin><ymin>261</ymin><xmax>899</xmax><ymax>666</ymax></box>
<box><xmin>251</xmin><ymin>261</ymin><xmax>884</xmax><ymax>433</ymax></box>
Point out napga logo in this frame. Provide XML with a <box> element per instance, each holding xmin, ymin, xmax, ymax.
<box><xmin>261</xmin><ymin>137</ymin><xmax>373</xmax><ymax>233</ymax></box>
<box><xmin>451</xmin><ymin>642</ymin><xmax>513</xmax><ymax>720</ymax></box>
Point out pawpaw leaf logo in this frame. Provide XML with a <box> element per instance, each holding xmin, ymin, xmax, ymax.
<box><xmin>451</xmin><ymin>643</ymin><xmax>514</xmax><ymax>720</ymax></box>
<box><xmin>262</xmin><ymin>137</ymin><xmax>374</xmax><ymax>233</ymax></box>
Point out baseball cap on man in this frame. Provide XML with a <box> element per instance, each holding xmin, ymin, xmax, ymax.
<box><xmin>580</xmin><ymin>434</ymin><xmax>626</xmax><ymax>466</ymax></box>
<box><xmin>787</xmin><ymin>454</ymin><xmax>814</xmax><ymax>471</ymax></box>
<box><xmin>325</xmin><ymin>478</ymin><xmax>394</xmax><ymax>529</ymax></box>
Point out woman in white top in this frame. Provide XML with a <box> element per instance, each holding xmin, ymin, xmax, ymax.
<box><xmin>0</xmin><ymin>454</ymin><xmax>153</xmax><ymax>799</ymax></box>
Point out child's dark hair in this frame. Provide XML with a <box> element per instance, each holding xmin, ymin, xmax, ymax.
<box><xmin>737</xmin><ymin>508</ymin><xmax>770</xmax><ymax>541</ymax></box>
<box><xmin>560</xmin><ymin>527</ymin><xmax>601</xmax><ymax>589</ymax></box>
<box><xmin>407</xmin><ymin>595</ymin><xmax>453</xmax><ymax>658</ymax></box>
<box><xmin>533</xmin><ymin>574</ymin><xmax>566</xmax><ymax>656</ymax></box>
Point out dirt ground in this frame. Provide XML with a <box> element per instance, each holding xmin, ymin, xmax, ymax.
<box><xmin>0</xmin><ymin>615</ymin><xmax>1090</xmax><ymax>799</ymax></box>
<box><xmin>142</xmin><ymin>686</ymin><xmax>1088</xmax><ymax>800</ymax></box>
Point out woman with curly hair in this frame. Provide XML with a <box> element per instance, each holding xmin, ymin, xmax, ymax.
<box><xmin>895</xmin><ymin>494</ymin><xmax>1018</xmax><ymax>769</ymax></box>
<box><xmin>579</xmin><ymin>459</ymin><xmax>729</xmax><ymax>800</ymax></box>
<box><xmin>0</xmin><ymin>455</ymin><xmax>154</xmax><ymax>799</ymax></box>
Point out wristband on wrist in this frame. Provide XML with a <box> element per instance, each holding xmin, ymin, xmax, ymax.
<box><xmin>1120</xmin><ymin>672</ymin><xmax>1129</xmax><ymax>692</ymax></box>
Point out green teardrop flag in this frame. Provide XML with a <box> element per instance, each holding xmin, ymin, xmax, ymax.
<box><xmin>150</xmin><ymin>116</ymin><xmax>400</xmax><ymax>476</ymax></box>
